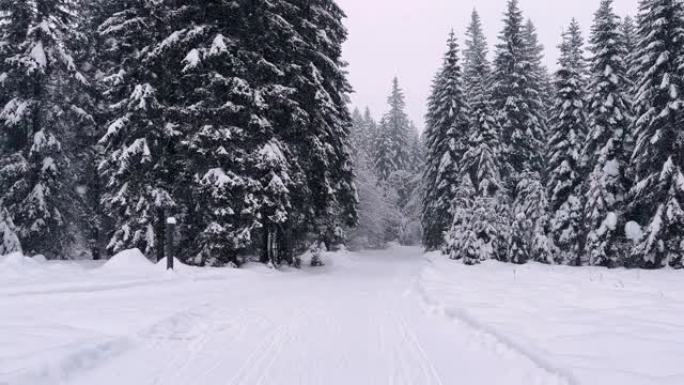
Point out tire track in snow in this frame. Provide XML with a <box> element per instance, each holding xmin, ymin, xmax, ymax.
<box><xmin>415</xmin><ymin>263</ymin><xmax>577</xmax><ymax>385</ymax></box>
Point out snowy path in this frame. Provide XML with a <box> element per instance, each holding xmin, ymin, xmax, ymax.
<box><xmin>1</xmin><ymin>247</ymin><xmax>569</xmax><ymax>385</ymax></box>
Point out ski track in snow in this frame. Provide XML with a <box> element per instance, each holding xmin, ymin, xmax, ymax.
<box><xmin>414</xmin><ymin>265</ymin><xmax>575</xmax><ymax>385</ymax></box>
<box><xmin>3</xmin><ymin>246</ymin><xmax>681</xmax><ymax>385</ymax></box>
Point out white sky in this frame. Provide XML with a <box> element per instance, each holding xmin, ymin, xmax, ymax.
<box><xmin>337</xmin><ymin>0</ymin><xmax>640</xmax><ymax>131</ymax></box>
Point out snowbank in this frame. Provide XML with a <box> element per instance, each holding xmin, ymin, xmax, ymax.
<box><xmin>154</xmin><ymin>257</ymin><xmax>197</xmax><ymax>274</ymax></box>
<box><xmin>101</xmin><ymin>249</ymin><xmax>155</xmax><ymax>272</ymax></box>
<box><xmin>0</xmin><ymin>252</ymin><xmax>39</xmax><ymax>267</ymax></box>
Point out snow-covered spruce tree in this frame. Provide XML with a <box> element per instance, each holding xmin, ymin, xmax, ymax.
<box><xmin>621</xmin><ymin>15</ymin><xmax>639</xmax><ymax>171</ymax></box>
<box><xmin>351</xmin><ymin>107</ymin><xmax>380</xmax><ymax>160</ymax></box>
<box><xmin>511</xmin><ymin>172</ymin><xmax>553</xmax><ymax>263</ymax></box>
<box><xmin>73</xmin><ymin>0</ymin><xmax>114</xmax><ymax>260</ymax></box>
<box><xmin>351</xmin><ymin>108</ymin><xmax>368</xmax><ymax>155</ymax></box>
<box><xmin>459</xmin><ymin>12</ymin><xmax>510</xmax><ymax>261</ymax></box>
<box><xmin>626</xmin><ymin>0</ymin><xmax>684</xmax><ymax>268</ymax></box>
<box><xmin>492</xmin><ymin>0</ymin><xmax>550</xmax><ymax>263</ymax></box>
<box><xmin>267</xmin><ymin>0</ymin><xmax>357</xmax><ymax>254</ymax></box>
<box><xmin>397</xmin><ymin>131</ymin><xmax>425</xmax><ymax>246</ymax></box>
<box><xmin>166</xmin><ymin>0</ymin><xmax>272</xmax><ymax>266</ymax></box>
<box><xmin>492</xmin><ymin>0</ymin><xmax>547</xmax><ymax>183</ymax></box>
<box><xmin>524</xmin><ymin>19</ymin><xmax>555</xmax><ymax>115</ymax></box>
<box><xmin>421</xmin><ymin>32</ymin><xmax>469</xmax><ymax>250</ymax></box>
<box><xmin>546</xmin><ymin>20</ymin><xmax>588</xmax><ymax>265</ymax></box>
<box><xmin>463</xmin><ymin>10</ymin><xmax>489</xmax><ymax>100</ymax></box>
<box><xmin>447</xmin><ymin>182</ymin><xmax>501</xmax><ymax>265</ymax></box>
<box><xmin>97</xmin><ymin>0</ymin><xmax>179</xmax><ymax>259</ymax></box>
<box><xmin>0</xmin><ymin>0</ymin><xmax>89</xmax><ymax>258</ymax></box>
<box><xmin>621</xmin><ymin>15</ymin><xmax>638</xmax><ymax>85</ymax></box>
<box><xmin>374</xmin><ymin>77</ymin><xmax>412</xmax><ymax>181</ymax></box>
<box><xmin>149</xmin><ymin>0</ymin><xmax>307</xmax><ymax>266</ymax></box>
<box><xmin>583</xmin><ymin>0</ymin><xmax>632</xmax><ymax>268</ymax></box>
<box><xmin>0</xmin><ymin>207</ymin><xmax>21</xmax><ymax>255</ymax></box>
<box><xmin>302</xmin><ymin>0</ymin><xmax>357</xmax><ymax>239</ymax></box>
<box><xmin>363</xmin><ymin>107</ymin><xmax>379</xmax><ymax>153</ymax></box>
<box><xmin>446</xmin><ymin>176</ymin><xmax>477</xmax><ymax>263</ymax></box>
<box><xmin>406</xmin><ymin>121</ymin><xmax>424</xmax><ymax>174</ymax></box>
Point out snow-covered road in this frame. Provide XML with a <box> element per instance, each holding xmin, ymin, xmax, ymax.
<box><xmin>2</xmin><ymin>246</ymin><xmax>682</xmax><ymax>385</ymax></box>
<box><xmin>2</xmin><ymin>247</ymin><xmax>570</xmax><ymax>385</ymax></box>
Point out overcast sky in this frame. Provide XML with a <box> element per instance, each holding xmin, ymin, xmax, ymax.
<box><xmin>337</xmin><ymin>0</ymin><xmax>640</xmax><ymax>132</ymax></box>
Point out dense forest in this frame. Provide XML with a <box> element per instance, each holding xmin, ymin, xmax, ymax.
<box><xmin>354</xmin><ymin>0</ymin><xmax>684</xmax><ymax>269</ymax></box>
<box><xmin>0</xmin><ymin>0</ymin><xmax>683</xmax><ymax>270</ymax></box>
<box><xmin>0</xmin><ymin>0</ymin><xmax>358</xmax><ymax>266</ymax></box>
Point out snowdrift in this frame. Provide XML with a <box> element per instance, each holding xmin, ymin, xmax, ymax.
<box><xmin>101</xmin><ymin>249</ymin><xmax>155</xmax><ymax>272</ymax></box>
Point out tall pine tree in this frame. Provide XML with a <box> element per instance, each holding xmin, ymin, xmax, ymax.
<box><xmin>627</xmin><ymin>0</ymin><xmax>684</xmax><ymax>268</ymax></box>
<box><xmin>463</xmin><ymin>10</ymin><xmax>489</xmax><ymax>100</ymax></box>
<box><xmin>583</xmin><ymin>0</ymin><xmax>632</xmax><ymax>267</ymax></box>
<box><xmin>547</xmin><ymin>20</ymin><xmax>588</xmax><ymax>265</ymax></box>
<box><xmin>0</xmin><ymin>0</ymin><xmax>88</xmax><ymax>258</ymax></box>
<box><xmin>277</xmin><ymin>0</ymin><xmax>358</xmax><ymax>253</ymax></box>
<box><xmin>97</xmin><ymin>0</ymin><xmax>178</xmax><ymax>258</ymax></box>
<box><xmin>374</xmin><ymin>77</ymin><xmax>411</xmax><ymax>181</ymax></box>
<box><xmin>422</xmin><ymin>32</ymin><xmax>469</xmax><ymax>250</ymax></box>
<box><xmin>492</xmin><ymin>0</ymin><xmax>546</xmax><ymax>182</ymax></box>
<box><xmin>493</xmin><ymin>0</ymin><xmax>550</xmax><ymax>263</ymax></box>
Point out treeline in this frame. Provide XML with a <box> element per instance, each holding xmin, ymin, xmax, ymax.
<box><xmin>0</xmin><ymin>0</ymin><xmax>357</xmax><ymax>266</ymax></box>
<box><xmin>422</xmin><ymin>0</ymin><xmax>684</xmax><ymax>269</ymax></box>
<box><xmin>348</xmin><ymin>79</ymin><xmax>424</xmax><ymax>250</ymax></box>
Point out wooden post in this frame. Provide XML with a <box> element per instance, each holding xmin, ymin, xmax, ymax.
<box><xmin>166</xmin><ymin>217</ymin><xmax>176</xmax><ymax>270</ymax></box>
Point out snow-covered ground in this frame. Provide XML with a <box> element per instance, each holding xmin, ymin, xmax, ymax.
<box><xmin>1</xmin><ymin>247</ymin><xmax>682</xmax><ymax>385</ymax></box>
<box><xmin>420</xmin><ymin>255</ymin><xmax>684</xmax><ymax>385</ymax></box>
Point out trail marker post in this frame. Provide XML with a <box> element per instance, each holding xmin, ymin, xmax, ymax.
<box><xmin>166</xmin><ymin>217</ymin><xmax>176</xmax><ymax>270</ymax></box>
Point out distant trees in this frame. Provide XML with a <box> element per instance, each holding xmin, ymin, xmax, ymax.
<box><xmin>349</xmin><ymin>78</ymin><xmax>425</xmax><ymax>250</ymax></box>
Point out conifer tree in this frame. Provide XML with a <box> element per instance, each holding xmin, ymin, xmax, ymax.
<box><xmin>97</xmin><ymin>0</ymin><xmax>177</xmax><ymax>258</ymax></box>
<box><xmin>422</xmin><ymin>33</ymin><xmax>469</xmax><ymax>250</ymax></box>
<box><xmin>511</xmin><ymin>172</ymin><xmax>553</xmax><ymax>263</ymax></box>
<box><xmin>621</xmin><ymin>15</ymin><xmax>639</xmax><ymax>166</ymax></box>
<box><xmin>351</xmin><ymin>108</ymin><xmax>377</xmax><ymax>157</ymax></box>
<box><xmin>584</xmin><ymin>0</ymin><xmax>632</xmax><ymax>267</ymax></box>
<box><xmin>463</xmin><ymin>10</ymin><xmax>489</xmax><ymax>100</ymax></box>
<box><xmin>626</xmin><ymin>0</ymin><xmax>684</xmax><ymax>268</ymax></box>
<box><xmin>363</xmin><ymin>107</ymin><xmax>379</xmax><ymax>153</ymax></box>
<box><xmin>492</xmin><ymin>0</ymin><xmax>546</xmax><ymax>182</ymax></box>
<box><xmin>622</xmin><ymin>15</ymin><xmax>638</xmax><ymax>86</ymax></box>
<box><xmin>547</xmin><ymin>20</ymin><xmax>588</xmax><ymax>265</ymax></box>
<box><xmin>493</xmin><ymin>0</ymin><xmax>550</xmax><ymax>263</ymax></box>
<box><xmin>0</xmin><ymin>207</ymin><xmax>21</xmax><ymax>255</ymax></box>
<box><xmin>0</xmin><ymin>0</ymin><xmax>88</xmax><ymax>258</ymax></box>
<box><xmin>446</xmin><ymin>177</ymin><xmax>477</xmax><ymax>263</ymax></box>
<box><xmin>166</xmin><ymin>0</ymin><xmax>278</xmax><ymax>266</ymax></box>
<box><xmin>460</xmin><ymin>11</ymin><xmax>510</xmax><ymax>261</ymax></box>
<box><xmin>374</xmin><ymin>78</ymin><xmax>411</xmax><ymax>181</ymax></box>
<box><xmin>524</xmin><ymin>19</ymin><xmax>554</xmax><ymax>114</ymax></box>
<box><xmin>277</xmin><ymin>0</ymin><xmax>358</xmax><ymax>251</ymax></box>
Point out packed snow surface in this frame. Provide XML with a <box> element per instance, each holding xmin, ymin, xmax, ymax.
<box><xmin>1</xmin><ymin>246</ymin><xmax>682</xmax><ymax>385</ymax></box>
